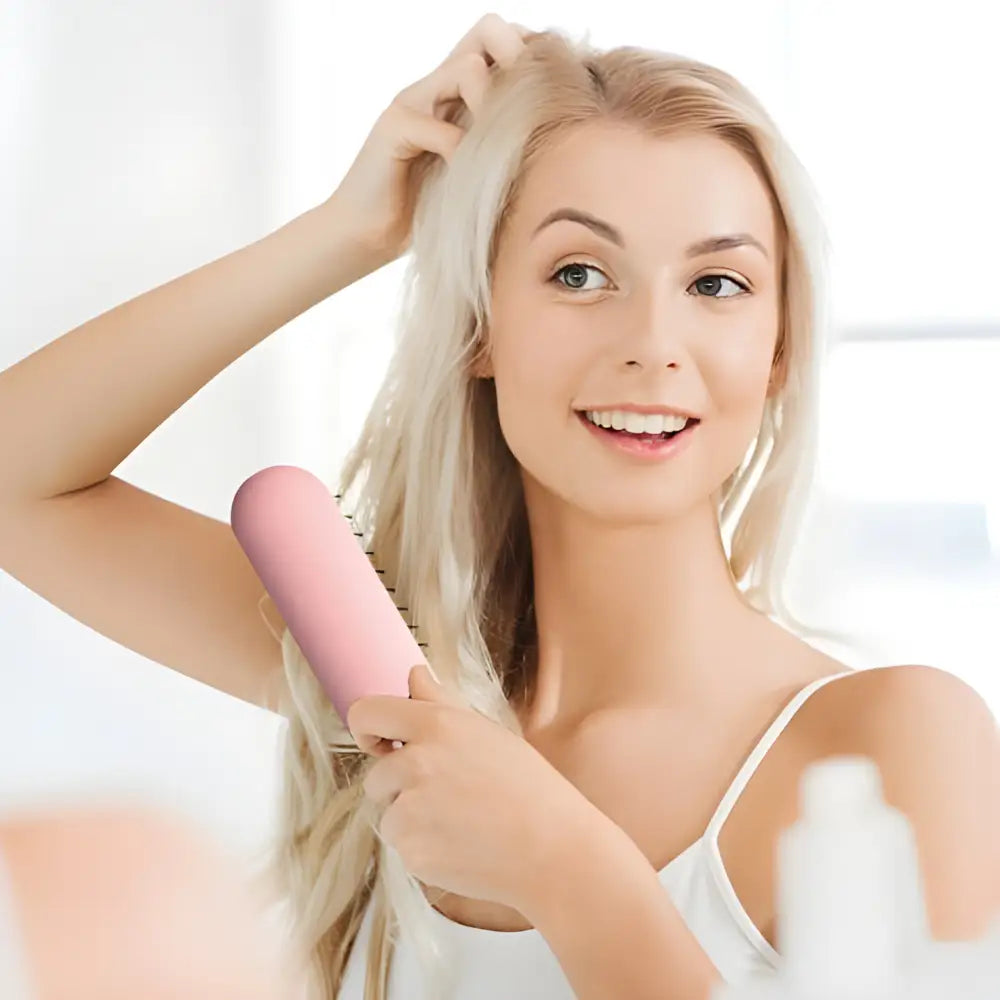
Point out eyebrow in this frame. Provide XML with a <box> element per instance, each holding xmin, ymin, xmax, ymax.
<box><xmin>531</xmin><ymin>207</ymin><xmax>770</xmax><ymax>260</ymax></box>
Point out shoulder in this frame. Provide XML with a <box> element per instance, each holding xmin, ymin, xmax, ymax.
<box><xmin>828</xmin><ymin>663</ymin><xmax>995</xmax><ymax>738</ymax></box>
<box><xmin>843</xmin><ymin>664</ymin><xmax>997</xmax><ymax>770</ymax></box>
<box><xmin>820</xmin><ymin>664</ymin><xmax>1000</xmax><ymax>941</ymax></box>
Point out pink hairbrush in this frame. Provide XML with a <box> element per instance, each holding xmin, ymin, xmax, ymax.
<box><xmin>230</xmin><ymin>465</ymin><xmax>427</xmax><ymax>748</ymax></box>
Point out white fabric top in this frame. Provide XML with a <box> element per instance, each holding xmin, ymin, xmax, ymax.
<box><xmin>339</xmin><ymin>667</ymin><xmax>870</xmax><ymax>998</ymax></box>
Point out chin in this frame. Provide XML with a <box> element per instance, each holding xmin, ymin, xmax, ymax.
<box><xmin>559</xmin><ymin>482</ymin><xmax>706</xmax><ymax>526</ymax></box>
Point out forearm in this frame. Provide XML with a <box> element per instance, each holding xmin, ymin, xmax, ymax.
<box><xmin>0</xmin><ymin>196</ymin><xmax>389</xmax><ymax>502</ymax></box>
<box><xmin>521</xmin><ymin>812</ymin><xmax>723</xmax><ymax>1000</ymax></box>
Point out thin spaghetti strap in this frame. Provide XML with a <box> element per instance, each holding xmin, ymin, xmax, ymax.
<box><xmin>705</xmin><ymin>668</ymin><xmax>860</xmax><ymax>841</ymax></box>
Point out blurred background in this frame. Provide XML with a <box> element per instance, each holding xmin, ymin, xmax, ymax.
<box><xmin>1</xmin><ymin>0</ymin><xmax>998</xmax><ymax>883</ymax></box>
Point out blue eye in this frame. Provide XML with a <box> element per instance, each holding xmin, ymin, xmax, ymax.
<box><xmin>549</xmin><ymin>262</ymin><xmax>750</xmax><ymax>298</ymax></box>
<box><xmin>689</xmin><ymin>274</ymin><xmax>750</xmax><ymax>298</ymax></box>
<box><xmin>549</xmin><ymin>262</ymin><xmax>610</xmax><ymax>292</ymax></box>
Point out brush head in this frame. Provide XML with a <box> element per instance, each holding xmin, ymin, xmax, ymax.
<box><xmin>230</xmin><ymin>465</ymin><xmax>425</xmax><ymax>723</ymax></box>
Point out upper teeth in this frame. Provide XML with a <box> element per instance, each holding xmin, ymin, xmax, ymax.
<box><xmin>585</xmin><ymin>410</ymin><xmax>690</xmax><ymax>434</ymax></box>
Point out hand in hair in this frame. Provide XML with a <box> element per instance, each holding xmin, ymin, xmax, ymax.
<box><xmin>348</xmin><ymin>662</ymin><xmax>607</xmax><ymax>913</ymax></box>
<box><xmin>325</xmin><ymin>13</ymin><xmax>531</xmax><ymax>263</ymax></box>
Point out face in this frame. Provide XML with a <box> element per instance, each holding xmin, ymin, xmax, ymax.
<box><xmin>476</xmin><ymin>123</ymin><xmax>784</xmax><ymax>523</ymax></box>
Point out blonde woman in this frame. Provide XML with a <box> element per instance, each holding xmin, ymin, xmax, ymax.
<box><xmin>1</xmin><ymin>12</ymin><xmax>997</xmax><ymax>1000</ymax></box>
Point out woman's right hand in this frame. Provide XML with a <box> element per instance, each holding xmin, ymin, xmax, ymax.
<box><xmin>328</xmin><ymin>13</ymin><xmax>530</xmax><ymax>264</ymax></box>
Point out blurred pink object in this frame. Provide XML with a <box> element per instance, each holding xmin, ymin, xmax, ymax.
<box><xmin>0</xmin><ymin>804</ymin><xmax>299</xmax><ymax>1000</ymax></box>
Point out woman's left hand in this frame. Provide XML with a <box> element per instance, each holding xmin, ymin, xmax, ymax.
<box><xmin>347</xmin><ymin>664</ymin><xmax>596</xmax><ymax>912</ymax></box>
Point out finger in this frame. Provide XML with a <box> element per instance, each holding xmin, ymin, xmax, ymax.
<box><xmin>355</xmin><ymin>733</ymin><xmax>400</xmax><ymax>757</ymax></box>
<box><xmin>396</xmin><ymin>12</ymin><xmax>525</xmax><ymax>119</ymax></box>
<box><xmin>347</xmin><ymin>693</ymin><xmax>425</xmax><ymax>750</ymax></box>
<box><xmin>346</xmin><ymin>696</ymin><xmax>391</xmax><ymax>755</ymax></box>
<box><xmin>381</xmin><ymin>101</ymin><xmax>466</xmax><ymax>164</ymax></box>
<box><xmin>448</xmin><ymin>12</ymin><xmax>527</xmax><ymax>68</ymax></box>
<box><xmin>407</xmin><ymin>663</ymin><xmax>467</xmax><ymax>710</ymax></box>
<box><xmin>396</xmin><ymin>50</ymin><xmax>491</xmax><ymax>121</ymax></box>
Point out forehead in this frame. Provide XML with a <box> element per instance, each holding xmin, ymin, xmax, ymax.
<box><xmin>510</xmin><ymin>122</ymin><xmax>778</xmax><ymax>257</ymax></box>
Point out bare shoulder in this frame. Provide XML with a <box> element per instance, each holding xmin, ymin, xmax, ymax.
<box><xmin>801</xmin><ymin>663</ymin><xmax>1000</xmax><ymax>941</ymax></box>
<box><xmin>802</xmin><ymin>662</ymin><xmax>996</xmax><ymax>748</ymax></box>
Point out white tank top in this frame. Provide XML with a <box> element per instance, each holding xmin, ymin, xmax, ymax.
<box><xmin>339</xmin><ymin>666</ymin><xmax>878</xmax><ymax>997</ymax></box>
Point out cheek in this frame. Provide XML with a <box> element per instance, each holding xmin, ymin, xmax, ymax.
<box><xmin>696</xmin><ymin>339</ymin><xmax>777</xmax><ymax>469</ymax></box>
<box><xmin>702</xmin><ymin>336</ymin><xmax>775</xmax><ymax>414</ymax></box>
<box><xmin>491</xmin><ymin>325</ymin><xmax>577</xmax><ymax>415</ymax></box>
<box><xmin>490</xmin><ymin>333</ymin><xmax>577</xmax><ymax>467</ymax></box>
<box><xmin>492</xmin><ymin>361</ymin><xmax>549</xmax><ymax>452</ymax></box>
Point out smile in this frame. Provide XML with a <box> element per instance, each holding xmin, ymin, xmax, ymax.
<box><xmin>575</xmin><ymin>410</ymin><xmax>700</xmax><ymax>461</ymax></box>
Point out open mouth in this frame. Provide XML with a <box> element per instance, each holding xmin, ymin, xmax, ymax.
<box><xmin>575</xmin><ymin>411</ymin><xmax>700</xmax><ymax>440</ymax></box>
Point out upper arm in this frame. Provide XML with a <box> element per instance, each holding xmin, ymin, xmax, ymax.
<box><xmin>853</xmin><ymin>665</ymin><xmax>1000</xmax><ymax>942</ymax></box>
<box><xmin>0</xmin><ymin>476</ymin><xmax>289</xmax><ymax>713</ymax></box>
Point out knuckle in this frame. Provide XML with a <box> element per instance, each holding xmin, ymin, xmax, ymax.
<box><xmin>464</xmin><ymin>49</ymin><xmax>489</xmax><ymax>69</ymax></box>
<box><xmin>450</xmin><ymin>50</ymin><xmax>487</xmax><ymax>76</ymax></box>
<box><xmin>383</xmin><ymin>100</ymin><xmax>418</xmax><ymax>131</ymax></box>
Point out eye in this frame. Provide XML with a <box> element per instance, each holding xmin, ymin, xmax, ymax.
<box><xmin>688</xmin><ymin>273</ymin><xmax>750</xmax><ymax>299</ymax></box>
<box><xmin>549</xmin><ymin>261</ymin><xmax>610</xmax><ymax>293</ymax></box>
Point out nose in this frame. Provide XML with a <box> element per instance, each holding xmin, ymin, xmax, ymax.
<box><xmin>616</xmin><ymin>284</ymin><xmax>691</xmax><ymax>370</ymax></box>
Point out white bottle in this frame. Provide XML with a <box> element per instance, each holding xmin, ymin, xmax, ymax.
<box><xmin>711</xmin><ymin>755</ymin><xmax>949</xmax><ymax>1000</ymax></box>
<box><xmin>778</xmin><ymin>755</ymin><xmax>926</xmax><ymax>998</ymax></box>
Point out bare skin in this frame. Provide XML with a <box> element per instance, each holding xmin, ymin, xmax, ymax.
<box><xmin>427</xmin><ymin>122</ymin><xmax>855</xmax><ymax>939</ymax></box>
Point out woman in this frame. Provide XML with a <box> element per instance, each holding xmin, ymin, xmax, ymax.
<box><xmin>0</xmin><ymin>12</ymin><xmax>996</xmax><ymax>1000</ymax></box>
<box><xmin>264</xmin><ymin>16</ymin><xmax>999</xmax><ymax>999</ymax></box>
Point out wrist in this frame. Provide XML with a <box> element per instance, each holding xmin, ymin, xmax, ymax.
<box><xmin>315</xmin><ymin>194</ymin><xmax>397</xmax><ymax>270</ymax></box>
<box><xmin>281</xmin><ymin>197</ymin><xmax>392</xmax><ymax>301</ymax></box>
<box><xmin>520</xmin><ymin>798</ymin><xmax>630</xmax><ymax>922</ymax></box>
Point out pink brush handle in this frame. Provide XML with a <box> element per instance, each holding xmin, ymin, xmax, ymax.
<box><xmin>230</xmin><ymin>465</ymin><xmax>424</xmax><ymax>726</ymax></box>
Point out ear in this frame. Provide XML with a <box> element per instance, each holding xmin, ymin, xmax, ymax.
<box><xmin>470</xmin><ymin>355</ymin><xmax>494</xmax><ymax>379</ymax></box>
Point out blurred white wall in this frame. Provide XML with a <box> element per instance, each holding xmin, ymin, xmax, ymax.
<box><xmin>0</xmin><ymin>0</ymin><xmax>998</xmax><ymax>872</ymax></box>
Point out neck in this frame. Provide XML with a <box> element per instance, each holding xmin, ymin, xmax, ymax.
<box><xmin>516</xmin><ymin>479</ymin><xmax>779</xmax><ymax>740</ymax></box>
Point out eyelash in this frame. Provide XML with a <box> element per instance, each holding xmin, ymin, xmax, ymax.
<box><xmin>548</xmin><ymin>261</ymin><xmax>751</xmax><ymax>298</ymax></box>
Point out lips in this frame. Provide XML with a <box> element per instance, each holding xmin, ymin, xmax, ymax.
<box><xmin>574</xmin><ymin>410</ymin><xmax>701</xmax><ymax>461</ymax></box>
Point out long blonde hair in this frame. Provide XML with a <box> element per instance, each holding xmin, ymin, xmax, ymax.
<box><xmin>252</xmin><ymin>24</ymin><xmax>863</xmax><ymax>1000</ymax></box>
